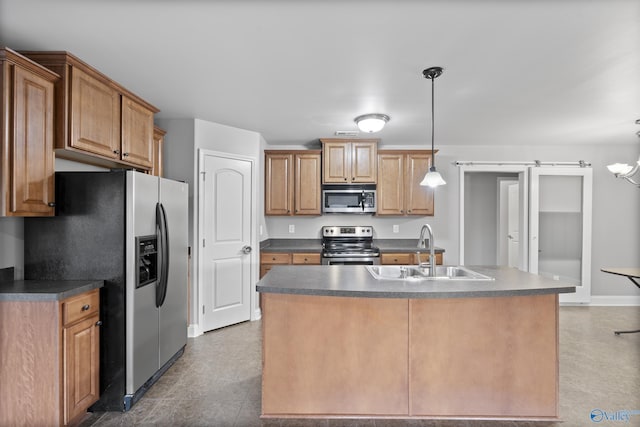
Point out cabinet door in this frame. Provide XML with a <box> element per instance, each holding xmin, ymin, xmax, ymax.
<box><xmin>121</xmin><ymin>96</ymin><xmax>154</xmax><ymax>168</ymax></box>
<box><xmin>351</xmin><ymin>141</ymin><xmax>377</xmax><ymax>183</ymax></box>
<box><xmin>64</xmin><ymin>314</ymin><xmax>99</xmax><ymax>425</ymax></box>
<box><xmin>9</xmin><ymin>63</ymin><xmax>55</xmax><ymax>216</ymax></box>
<box><xmin>377</xmin><ymin>153</ymin><xmax>405</xmax><ymax>215</ymax></box>
<box><xmin>294</xmin><ymin>153</ymin><xmax>321</xmax><ymax>215</ymax></box>
<box><xmin>405</xmin><ymin>153</ymin><xmax>434</xmax><ymax>215</ymax></box>
<box><xmin>151</xmin><ymin>126</ymin><xmax>165</xmax><ymax>177</ymax></box>
<box><xmin>265</xmin><ymin>153</ymin><xmax>293</xmax><ymax>215</ymax></box>
<box><xmin>70</xmin><ymin>67</ymin><xmax>121</xmax><ymax>158</ymax></box>
<box><xmin>322</xmin><ymin>141</ymin><xmax>350</xmax><ymax>183</ymax></box>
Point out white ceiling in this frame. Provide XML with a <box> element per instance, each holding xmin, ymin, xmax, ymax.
<box><xmin>1</xmin><ymin>0</ymin><xmax>639</xmax><ymax>147</ymax></box>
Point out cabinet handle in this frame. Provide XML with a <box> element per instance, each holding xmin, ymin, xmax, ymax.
<box><xmin>47</xmin><ymin>202</ymin><xmax>56</xmax><ymax>207</ymax></box>
<box><xmin>344</xmin><ymin>177</ymin><xmax>347</xmax><ymax>181</ymax></box>
<box><xmin>407</xmin><ymin>210</ymin><xmax>411</xmax><ymax>213</ymax></box>
<box><xmin>82</xmin><ymin>304</ymin><xmax>90</xmax><ymax>311</ymax></box>
<box><xmin>122</xmin><ymin>152</ymin><xmax>129</xmax><ymax>157</ymax></box>
<box><xmin>400</xmin><ymin>210</ymin><xmax>403</xmax><ymax>213</ymax></box>
<box><xmin>95</xmin><ymin>320</ymin><xmax>103</xmax><ymax>327</ymax></box>
<box><xmin>113</xmin><ymin>149</ymin><xmax>121</xmax><ymax>155</ymax></box>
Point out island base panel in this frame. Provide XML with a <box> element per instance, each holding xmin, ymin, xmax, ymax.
<box><xmin>409</xmin><ymin>294</ymin><xmax>558</xmax><ymax>418</ymax></box>
<box><xmin>262</xmin><ymin>293</ymin><xmax>409</xmax><ymax>416</ymax></box>
<box><xmin>261</xmin><ymin>292</ymin><xmax>559</xmax><ymax>420</ymax></box>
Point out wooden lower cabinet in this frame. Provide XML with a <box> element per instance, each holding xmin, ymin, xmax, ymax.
<box><xmin>381</xmin><ymin>252</ymin><xmax>443</xmax><ymax>265</ymax></box>
<box><xmin>260</xmin><ymin>252</ymin><xmax>321</xmax><ymax>278</ymax></box>
<box><xmin>261</xmin><ymin>292</ymin><xmax>559</xmax><ymax>420</ymax></box>
<box><xmin>0</xmin><ymin>289</ymin><xmax>100</xmax><ymax>426</ymax></box>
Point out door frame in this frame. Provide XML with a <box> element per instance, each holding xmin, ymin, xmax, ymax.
<box><xmin>197</xmin><ymin>149</ymin><xmax>260</xmax><ymax>335</ymax></box>
<box><xmin>458</xmin><ymin>165</ymin><xmax>529</xmax><ymax>271</ymax></box>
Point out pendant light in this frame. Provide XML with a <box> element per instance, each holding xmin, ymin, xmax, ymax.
<box><xmin>420</xmin><ymin>66</ymin><xmax>446</xmax><ymax>187</ymax></box>
<box><xmin>606</xmin><ymin>119</ymin><xmax>640</xmax><ymax>187</ymax></box>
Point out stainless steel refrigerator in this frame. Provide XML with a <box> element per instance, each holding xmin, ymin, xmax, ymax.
<box><xmin>24</xmin><ymin>170</ymin><xmax>188</xmax><ymax>411</ymax></box>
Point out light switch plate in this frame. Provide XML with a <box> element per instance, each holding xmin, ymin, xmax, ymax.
<box><xmin>393</xmin><ymin>225</ymin><xmax>399</xmax><ymax>233</ymax></box>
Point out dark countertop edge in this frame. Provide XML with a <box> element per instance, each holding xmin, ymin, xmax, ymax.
<box><xmin>0</xmin><ymin>280</ymin><xmax>104</xmax><ymax>302</ymax></box>
<box><xmin>256</xmin><ymin>285</ymin><xmax>576</xmax><ymax>299</ymax></box>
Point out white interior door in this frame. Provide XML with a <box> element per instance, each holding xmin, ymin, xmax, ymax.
<box><xmin>201</xmin><ymin>152</ymin><xmax>253</xmax><ymax>331</ymax></box>
<box><xmin>497</xmin><ymin>178</ymin><xmax>520</xmax><ymax>267</ymax></box>
<box><xmin>529</xmin><ymin>167</ymin><xmax>592</xmax><ymax>304</ymax></box>
<box><xmin>507</xmin><ymin>183</ymin><xmax>520</xmax><ymax>268</ymax></box>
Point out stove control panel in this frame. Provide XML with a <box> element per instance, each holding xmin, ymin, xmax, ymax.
<box><xmin>322</xmin><ymin>226</ymin><xmax>373</xmax><ymax>237</ymax></box>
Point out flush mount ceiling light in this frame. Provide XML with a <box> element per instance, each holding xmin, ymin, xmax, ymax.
<box><xmin>606</xmin><ymin>119</ymin><xmax>640</xmax><ymax>187</ymax></box>
<box><xmin>354</xmin><ymin>113</ymin><xmax>390</xmax><ymax>133</ymax></box>
<box><xmin>420</xmin><ymin>66</ymin><xmax>446</xmax><ymax>188</ymax></box>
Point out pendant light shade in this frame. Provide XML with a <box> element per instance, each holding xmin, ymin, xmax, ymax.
<box><xmin>354</xmin><ymin>113</ymin><xmax>390</xmax><ymax>133</ymax></box>
<box><xmin>420</xmin><ymin>66</ymin><xmax>446</xmax><ymax>188</ymax></box>
<box><xmin>420</xmin><ymin>168</ymin><xmax>447</xmax><ymax>187</ymax></box>
<box><xmin>606</xmin><ymin>120</ymin><xmax>640</xmax><ymax>187</ymax></box>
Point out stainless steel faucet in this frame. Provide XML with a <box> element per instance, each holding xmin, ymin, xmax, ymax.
<box><xmin>417</xmin><ymin>224</ymin><xmax>436</xmax><ymax>277</ymax></box>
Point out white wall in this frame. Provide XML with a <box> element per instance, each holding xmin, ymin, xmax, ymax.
<box><xmin>264</xmin><ymin>142</ymin><xmax>640</xmax><ymax>298</ymax></box>
<box><xmin>158</xmin><ymin>118</ymin><xmax>263</xmax><ymax>332</ymax></box>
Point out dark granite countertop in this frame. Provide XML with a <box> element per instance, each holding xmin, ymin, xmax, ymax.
<box><xmin>256</xmin><ymin>265</ymin><xmax>575</xmax><ymax>299</ymax></box>
<box><xmin>259</xmin><ymin>238</ymin><xmax>444</xmax><ymax>254</ymax></box>
<box><xmin>260</xmin><ymin>239</ymin><xmax>322</xmax><ymax>253</ymax></box>
<box><xmin>0</xmin><ymin>279</ymin><xmax>104</xmax><ymax>302</ymax></box>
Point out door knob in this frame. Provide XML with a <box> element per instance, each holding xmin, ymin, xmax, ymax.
<box><xmin>242</xmin><ymin>245</ymin><xmax>252</xmax><ymax>254</ymax></box>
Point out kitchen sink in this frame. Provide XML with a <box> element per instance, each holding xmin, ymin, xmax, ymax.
<box><xmin>366</xmin><ymin>265</ymin><xmax>494</xmax><ymax>281</ymax></box>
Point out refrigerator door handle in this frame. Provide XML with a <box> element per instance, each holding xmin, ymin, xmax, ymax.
<box><xmin>156</xmin><ymin>203</ymin><xmax>170</xmax><ymax>307</ymax></box>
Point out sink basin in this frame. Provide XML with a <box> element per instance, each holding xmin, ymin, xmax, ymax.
<box><xmin>366</xmin><ymin>265</ymin><xmax>494</xmax><ymax>281</ymax></box>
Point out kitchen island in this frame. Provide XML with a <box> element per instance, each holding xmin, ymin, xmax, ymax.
<box><xmin>257</xmin><ymin>265</ymin><xmax>575</xmax><ymax>421</ymax></box>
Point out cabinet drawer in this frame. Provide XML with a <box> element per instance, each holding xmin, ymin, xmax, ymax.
<box><xmin>63</xmin><ymin>289</ymin><xmax>100</xmax><ymax>326</ymax></box>
<box><xmin>292</xmin><ymin>253</ymin><xmax>321</xmax><ymax>265</ymax></box>
<box><xmin>381</xmin><ymin>253</ymin><xmax>414</xmax><ymax>265</ymax></box>
<box><xmin>260</xmin><ymin>253</ymin><xmax>292</xmax><ymax>264</ymax></box>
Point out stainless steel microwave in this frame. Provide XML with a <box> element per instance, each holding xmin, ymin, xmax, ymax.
<box><xmin>322</xmin><ymin>185</ymin><xmax>376</xmax><ymax>214</ymax></box>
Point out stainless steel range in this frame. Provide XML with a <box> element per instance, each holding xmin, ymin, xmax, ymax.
<box><xmin>321</xmin><ymin>226</ymin><xmax>381</xmax><ymax>265</ymax></box>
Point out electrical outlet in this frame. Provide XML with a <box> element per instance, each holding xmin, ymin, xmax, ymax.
<box><xmin>259</xmin><ymin>225</ymin><xmax>263</xmax><ymax>236</ymax></box>
<box><xmin>393</xmin><ymin>225</ymin><xmax>399</xmax><ymax>233</ymax></box>
<box><xmin>553</xmin><ymin>275</ymin><xmax>560</xmax><ymax>281</ymax></box>
<box><xmin>288</xmin><ymin>224</ymin><xmax>295</xmax><ymax>233</ymax></box>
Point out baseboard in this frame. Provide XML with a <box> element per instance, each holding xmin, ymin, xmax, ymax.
<box><xmin>588</xmin><ymin>295</ymin><xmax>640</xmax><ymax>306</ymax></box>
<box><xmin>188</xmin><ymin>323</ymin><xmax>203</xmax><ymax>338</ymax></box>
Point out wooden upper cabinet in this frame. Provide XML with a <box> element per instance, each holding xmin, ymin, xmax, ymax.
<box><xmin>294</xmin><ymin>152</ymin><xmax>321</xmax><ymax>215</ymax></box>
<box><xmin>321</xmin><ymin>139</ymin><xmax>377</xmax><ymax>184</ymax></box>
<box><xmin>21</xmin><ymin>51</ymin><xmax>159</xmax><ymax>171</ymax></box>
<box><xmin>150</xmin><ymin>126</ymin><xmax>166</xmax><ymax>177</ymax></box>
<box><xmin>405</xmin><ymin>152</ymin><xmax>434</xmax><ymax>216</ymax></box>
<box><xmin>70</xmin><ymin>66</ymin><xmax>120</xmax><ymax>159</ymax></box>
<box><xmin>121</xmin><ymin>96</ymin><xmax>154</xmax><ymax>168</ymax></box>
<box><xmin>265</xmin><ymin>152</ymin><xmax>293</xmax><ymax>215</ymax></box>
<box><xmin>377</xmin><ymin>150</ymin><xmax>435</xmax><ymax>216</ymax></box>
<box><xmin>0</xmin><ymin>48</ymin><xmax>58</xmax><ymax>217</ymax></box>
<box><xmin>265</xmin><ymin>150</ymin><xmax>321</xmax><ymax>216</ymax></box>
<box><xmin>377</xmin><ymin>153</ymin><xmax>405</xmax><ymax>215</ymax></box>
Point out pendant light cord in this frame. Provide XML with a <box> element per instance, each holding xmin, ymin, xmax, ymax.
<box><xmin>431</xmin><ymin>75</ymin><xmax>436</xmax><ymax>170</ymax></box>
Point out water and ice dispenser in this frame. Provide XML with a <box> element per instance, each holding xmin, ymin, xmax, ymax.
<box><xmin>136</xmin><ymin>235</ymin><xmax>158</xmax><ymax>288</ymax></box>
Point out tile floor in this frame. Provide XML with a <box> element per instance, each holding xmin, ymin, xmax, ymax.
<box><xmin>81</xmin><ymin>306</ymin><xmax>639</xmax><ymax>427</ymax></box>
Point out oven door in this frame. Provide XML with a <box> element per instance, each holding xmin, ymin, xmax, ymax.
<box><xmin>321</xmin><ymin>256</ymin><xmax>380</xmax><ymax>266</ymax></box>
